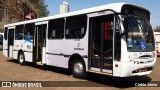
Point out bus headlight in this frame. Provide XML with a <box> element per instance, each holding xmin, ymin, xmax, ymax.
<box><xmin>152</xmin><ymin>52</ymin><xmax>156</xmax><ymax>57</ymax></box>
<box><xmin>130</xmin><ymin>60</ymin><xmax>139</xmax><ymax>64</ymax></box>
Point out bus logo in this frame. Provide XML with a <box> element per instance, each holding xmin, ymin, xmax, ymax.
<box><xmin>141</xmin><ymin>42</ymin><xmax>146</xmax><ymax>51</ymax></box>
<box><xmin>2</xmin><ymin>82</ymin><xmax>11</xmax><ymax>87</ymax></box>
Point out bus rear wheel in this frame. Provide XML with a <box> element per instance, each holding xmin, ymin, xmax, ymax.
<box><xmin>18</xmin><ymin>52</ymin><xmax>25</xmax><ymax>65</ymax></box>
<box><xmin>71</xmin><ymin>59</ymin><xmax>86</xmax><ymax>79</ymax></box>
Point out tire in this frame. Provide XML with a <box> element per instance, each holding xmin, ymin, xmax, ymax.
<box><xmin>18</xmin><ymin>52</ymin><xmax>25</xmax><ymax>65</ymax></box>
<box><xmin>71</xmin><ymin>59</ymin><xmax>86</xmax><ymax>79</ymax></box>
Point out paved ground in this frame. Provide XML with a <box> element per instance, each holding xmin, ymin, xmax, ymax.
<box><xmin>0</xmin><ymin>51</ymin><xmax>159</xmax><ymax>90</ymax></box>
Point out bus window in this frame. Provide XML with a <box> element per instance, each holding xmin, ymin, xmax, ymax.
<box><xmin>104</xmin><ymin>22</ymin><xmax>113</xmax><ymax>40</ymax></box>
<box><xmin>15</xmin><ymin>25</ymin><xmax>24</xmax><ymax>40</ymax></box>
<box><xmin>48</xmin><ymin>18</ymin><xmax>64</xmax><ymax>39</ymax></box>
<box><xmin>24</xmin><ymin>23</ymin><xmax>34</xmax><ymax>40</ymax></box>
<box><xmin>65</xmin><ymin>15</ymin><xmax>87</xmax><ymax>39</ymax></box>
<box><xmin>0</xmin><ymin>34</ymin><xmax>3</xmax><ymax>45</ymax></box>
<box><xmin>4</xmin><ymin>27</ymin><xmax>8</xmax><ymax>40</ymax></box>
<box><xmin>8</xmin><ymin>29</ymin><xmax>14</xmax><ymax>46</ymax></box>
<box><xmin>103</xmin><ymin>21</ymin><xmax>113</xmax><ymax>58</ymax></box>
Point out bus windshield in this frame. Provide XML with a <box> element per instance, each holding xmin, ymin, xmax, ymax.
<box><xmin>122</xmin><ymin>15</ymin><xmax>155</xmax><ymax>52</ymax></box>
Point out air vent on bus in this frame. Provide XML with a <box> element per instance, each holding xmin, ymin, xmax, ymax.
<box><xmin>139</xmin><ymin>55</ymin><xmax>152</xmax><ymax>58</ymax></box>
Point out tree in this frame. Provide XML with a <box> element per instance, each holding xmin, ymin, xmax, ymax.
<box><xmin>28</xmin><ymin>0</ymin><xmax>49</xmax><ymax>18</ymax></box>
<box><xmin>1</xmin><ymin>0</ymin><xmax>49</xmax><ymax>22</ymax></box>
<box><xmin>0</xmin><ymin>0</ymin><xmax>49</xmax><ymax>32</ymax></box>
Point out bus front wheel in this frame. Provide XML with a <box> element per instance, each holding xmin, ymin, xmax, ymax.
<box><xmin>71</xmin><ymin>59</ymin><xmax>86</xmax><ymax>79</ymax></box>
<box><xmin>18</xmin><ymin>52</ymin><xmax>25</xmax><ymax>65</ymax></box>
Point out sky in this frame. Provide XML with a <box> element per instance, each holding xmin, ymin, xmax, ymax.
<box><xmin>45</xmin><ymin>0</ymin><xmax>160</xmax><ymax>28</ymax></box>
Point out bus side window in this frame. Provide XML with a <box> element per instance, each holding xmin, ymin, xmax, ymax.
<box><xmin>15</xmin><ymin>25</ymin><xmax>24</xmax><ymax>40</ymax></box>
<box><xmin>65</xmin><ymin>15</ymin><xmax>87</xmax><ymax>39</ymax></box>
<box><xmin>4</xmin><ymin>27</ymin><xmax>8</xmax><ymax>40</ymax></box>
<box><xmin>0</xmin><ymin>35</ymin><xmax>3</xmax><ymax>45</ymax></box>
<box><xmin>104</xmin><ymin>22</ymin><xmax>113</xmax><ymax>40</ymax></box>
<box><xmin>103</xmin><ymin>15</ymin><xmax>114</xmax><ymax>58</ymax></box>
<box><xmin>51</xmin><ymin>30</ymin><xmax>56</xmax><ymax>38</ymax></box>
<box><xmin>24</xmin><ymin>23</ymin><xmax>34</xmax><ymax>40</ymax></box>
<box><xmin>48</xmin><ymin>18</ymin><xmax>64</xmax><ymax>39</ymax></box>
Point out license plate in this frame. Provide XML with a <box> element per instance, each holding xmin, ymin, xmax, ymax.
<box><xmin>139</xmin><ymin>68</ymin><xmax>147</xmax><ymax>72</ymax></box>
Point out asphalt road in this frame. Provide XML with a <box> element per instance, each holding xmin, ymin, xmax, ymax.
<box><xmin>0</xmin><ymin>51</ymin><xmax>159</xmax><ymax>90</ymax></box>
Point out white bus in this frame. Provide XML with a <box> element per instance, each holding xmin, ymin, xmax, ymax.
<box><xmin>154</xmin><ymin>32</ymin><xmax>160</xmax><ymax>56</ymax></box>
<box><xmin>3</xmin><ymin>3</ymin><xmax>156</xmax><ymax>78</ymax></box>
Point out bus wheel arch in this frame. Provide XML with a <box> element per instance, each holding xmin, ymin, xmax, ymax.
<box><xmin>18</xmin><ymin>50</ymin><xmax>25</xmax><ymax>65</ymax></box>
<box><xmin>68</xmin><ymin>54</ymin><xmax>86</xmax><ymax>79</ymax></box>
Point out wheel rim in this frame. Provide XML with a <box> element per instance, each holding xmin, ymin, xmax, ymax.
<box><xmin>74</xmin><ymin>62</ymin><xmax>83</xmax><ymax>74</ymax></box>
<box><xmin>19</xmin><ymin>54</ymin><xmax>24</xmax><ymax>63</ymax></box>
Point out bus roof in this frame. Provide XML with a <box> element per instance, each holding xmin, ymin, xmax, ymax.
<box><xmin>4</xmin><ymin>3</ymin><xmax>149</xmax><ymax>27</ymax></box>
<box><xmin>154</xmin><ymin>32</ymin><xmax>160</xmax><ymax>35</ymax></box>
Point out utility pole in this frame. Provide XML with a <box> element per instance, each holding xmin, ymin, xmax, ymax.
<box><xmin>3</xmin><ymin>5</ymin><xmax>8</xmax><ymax>24</ymax></box>
<box><xmin>0</xmin><ymin>4</ymin><xmax>8</xmax><ymax>24</ymax></box>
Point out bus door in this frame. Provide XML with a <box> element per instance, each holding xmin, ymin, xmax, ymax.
<box><xmin>34</xmin><ymin>22</ymin><xmax>47</xmax><ymax>64</ymax></box>
<box><xmin>7</xmin><ymin>27</ymin><xmax>15</xmax><ymax>57</ymax></box>
<box><xmin>88</xmin><ymin>11</ymin><xmax>116</xmax><ymax>74</ymax></box>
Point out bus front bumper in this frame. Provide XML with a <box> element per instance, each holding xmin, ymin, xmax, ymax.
<box><xmin>119</xmin><ymin>58</ymin><xmax>156</xmax><ymax>77</ymax></box>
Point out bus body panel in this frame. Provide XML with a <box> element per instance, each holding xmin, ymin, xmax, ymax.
<box><xmin>46</xmin><ymin>37</ymin><xmax>88</xmax><ymax>69</ymax></box>
<box><xmin>23</xmin><ymin>40</ymin><xmax>33</xmax><ymax>62</ymax></box>
<box><xmin>46</xmin><ymin>40</ymin><xmax>65</xmax><ymax>67</ymax></box>
<box><xmin>42</xmin><ymin>47</ymin><xmax>46</xmax><ymax>64</ymax></box>
<box><xmin>13</xmin><ymin>51</ymin><xmax>18</xmax><ymax>59</ymax></box>
<box><xmin>13</xmin><ymin>40</ymin><xmax>24</xmax><ymax>59</ymax></box>
<box><xmin>120</xmin><ymin>56</ymin><xmax>156</xmax><ymax>77</ymax></box>
<box><xmin>113</xmin><ymin>35</ymin><xmax>129</xmax><ymax>76</ymax></box>
<box><xmin>46</xmin><ymin>53</ymin><xmax>63</xmax><ymax>67</ymax></box>
<box><xmin>63</xmin><ymin>39</ymin><xmax>89</xmax><ymax>69</ymax></box>
<box><xmin>9</xmin><ymin>46</ymin><xmax>13</xmax><ymax>57</ymax></box>
<box><xmin>24</xmin><ymin>52</ymin><xmax>33</xmax><ymax>62</ymax></box>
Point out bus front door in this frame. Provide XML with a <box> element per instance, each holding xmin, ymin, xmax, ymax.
<box><xmin>8</xmin><ymin>28</ymin><xmax>14</xmax><ymax>57</ymax></box>
<box><xmin>34</xmin><ymin>23</ymin><xmax>47</xmax><ymax>64</ymax></box>
<box><xmin>89</xmin><ymin>14</ymin><xmax>114</xmax><ymax>75</ymax></box>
